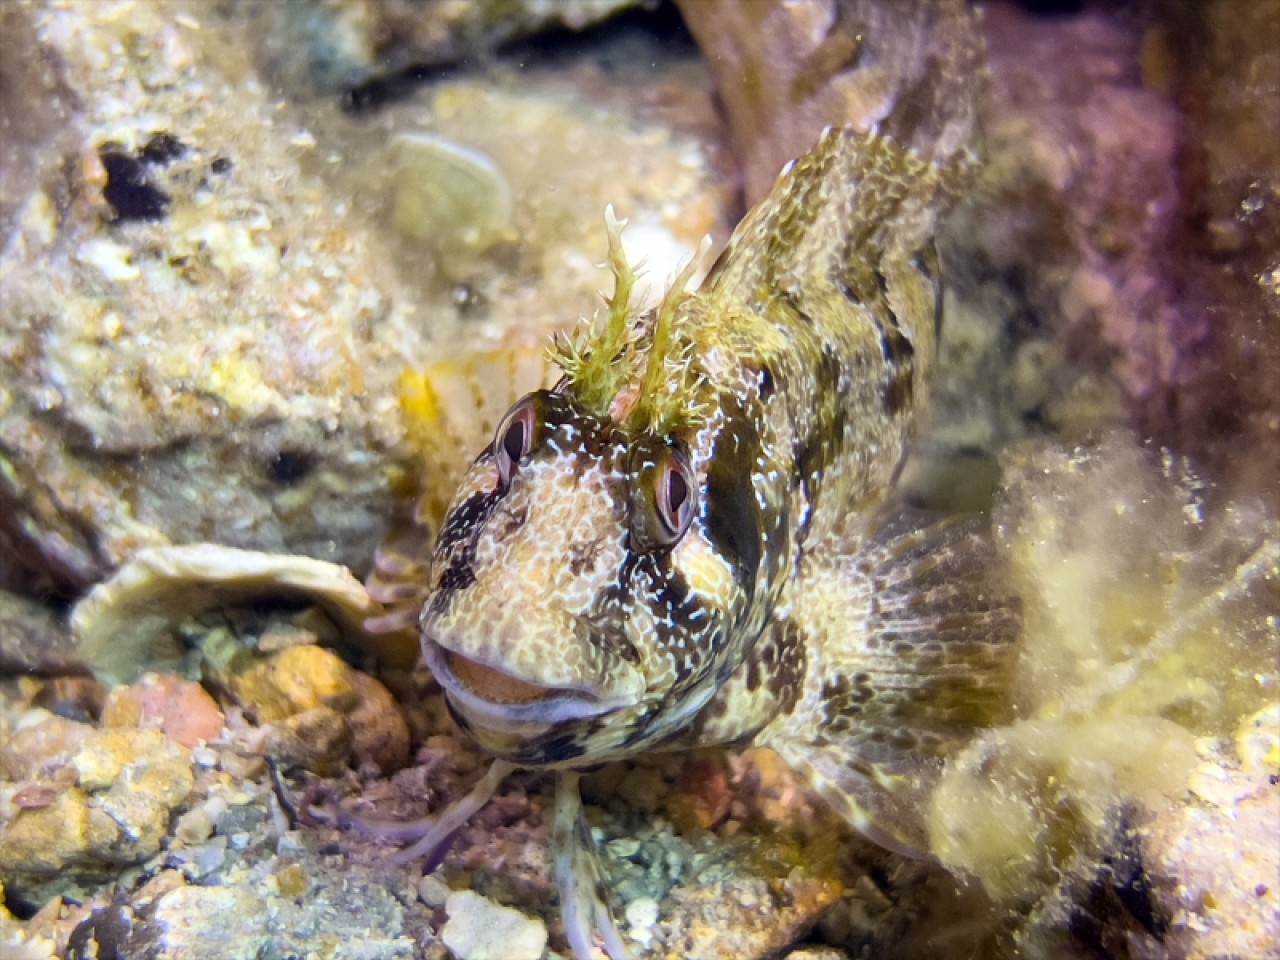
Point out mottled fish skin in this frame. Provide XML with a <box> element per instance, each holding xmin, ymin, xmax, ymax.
<box><xmin>419</xmin><ymin>124</ymin><xmax>1017</xmax><ymax>835</ymax></box>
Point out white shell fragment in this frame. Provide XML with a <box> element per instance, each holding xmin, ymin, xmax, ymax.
<box><xmin>391</xmin><ymin>132</ymin><xmax>514</xmax><ymax>251</ymax></box>
<box><xmin>71</xmin><ymin>544</ymin><xmax>413</xmax><ymax>686</ymax></box>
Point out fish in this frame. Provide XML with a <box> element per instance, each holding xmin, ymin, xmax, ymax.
<box><xmin>377</xmin><ymin>125</ymin><xmax>1022</xmax><ymax>959</ymax></box>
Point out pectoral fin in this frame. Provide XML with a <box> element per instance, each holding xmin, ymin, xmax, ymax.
<box><xmin>761</xmin><ymin>509</ymin><xmax>1022</xmax><ymax>857</ymax></box>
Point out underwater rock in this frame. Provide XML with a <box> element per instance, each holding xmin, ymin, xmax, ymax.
<box><xmin>675</xmin><ymin>0</ymin><xmax>981</xmax><ymax>205</ymax></box>
<box><xmin>267</xmin><ymin>705</ymin><xmax>355</xmax><ymax>779</ymax></box>
<box><xmin>954</xmin><ymin>6</ymin><xmax>1188</xmax><ymax>446</ymax></box>
<box><xmin>245</xmin><ymin>0</ymin><xmax>643</xmax><ymax>98</ymax></box>
<box><xmin>1142</xmin><ymin>718</ymin><xmax>1280</xmax><ymax>960</ymax></box>
<box><xmin>132</xmin><ymin>884</ymin><xmax>271</xmax><ymax>960</ymax></box>
<box><xmin>440</xmin><ymin>890</ymin><xmax>548</xmax><ymax>960</ymax></box>
<box><xmin>223</xmin><ymin>644</ymin><xmax>409</xmax><ymax>777</ymax></box>
<box><xmin>0</xmin><ymin>788</ymin><xmax>115</xmax><ymax>903</ymax></box>
<box><xmin>0</xmin><ymin>727</ymin><xmax>194</xmax><ymax>907</ymax></box>
<box><xmin>0</xmin><ymin>0</ymin><xmax>730</xmax><ymax>597</ymax></box>
<box><xmin>654</xmin><ymin>858</ymin><xmax>844</xmax><ymax>960</ymax></box>
<box><xmin>356</xmin><ymin>77</ymin><xmax>727</xmax><ymax>519</ymax></box>
<box><xmin>0</xmin><ymin>0</ymin><xmax>433</xmax><ymax>592</ymax></box>
<box><xmin>1168</xmin><ymin>0</ymin><xmax>1280</xmax><ymax>504</ymax></box>
<box><xmin>0</xmin><ymin>710</ymin><xmax>95</xmax><ymax>782</ymax></box>
<box><xmin>347</xmin><ymin>667</ymin><xmax>412</xmax><ymax>775</ymax></box>
<box><xmin>0</xmin><ymin>590</ymin><xmax>84</xmax><ymax>677</ymax></box>
<box><xmin>946</xmin><ymin>1</ymin><xmax>1280</xmax><ymax>498</ymax></box>
<box><xmin>361</xmin><ymin>79</ymin><xmax>727</xmax><ymax>340</ymax></box>
<box><xmin>227</xmin><ymin>644</ymin><xmax>360</xmax><ymax>723</ymax></box>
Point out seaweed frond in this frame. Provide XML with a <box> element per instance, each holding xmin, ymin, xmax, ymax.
<box><xmin>548</xmin><ymin>205</ymin><xmax>642</xmax><ymax>419</ymax></box>
<box><xmin>550</xmin><ymin>209</ymin><xmax>713</xmax><ymax>439</ymax></box>
<box><xmin>626</xmin><ymin>235</ymin><xmax>713</xmax><ymax>437</ymax></box>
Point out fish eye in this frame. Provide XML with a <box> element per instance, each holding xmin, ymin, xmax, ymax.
<box><xmin>493</xmin><ymin>394</ymin><xmax>541</xmax><ymax>488</ymax></box>
<box><xmin>629</xmin><ymin>439</ymin><xmax>696</xmax><ymax>550</ymax></box>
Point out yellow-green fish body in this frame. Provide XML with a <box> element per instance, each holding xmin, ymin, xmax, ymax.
<box><xmin>404</xmin><ymin>124</ymin><xmax>1020</xmax><ymax>957</ymax></box>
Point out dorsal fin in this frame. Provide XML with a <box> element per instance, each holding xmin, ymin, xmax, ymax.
<box><xmin>705</xmin><ymin>126</ymin><xmax>970</xmax><ymax>312</ymax></box>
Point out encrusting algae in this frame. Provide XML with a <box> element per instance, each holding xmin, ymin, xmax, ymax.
<box><xmin>928</xmin><ymin>436</ymin><xmax>1280</xmax><ymax>956</ymax></box>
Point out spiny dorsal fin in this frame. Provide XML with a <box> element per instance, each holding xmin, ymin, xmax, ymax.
<box><xmin>706</xmin><ymin>126</ymin><xmax>972</xmax><ymax>312</ymax></box>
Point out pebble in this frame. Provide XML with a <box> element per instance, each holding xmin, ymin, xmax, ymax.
<box><xmin>0</xmin><ymin>712</ymin><xmax>94</xmax><ymax>781</ymax></box>
<box><xmin>102</xmin><ymin>673</ymin><xmax>225</xmax><ymax>749</ymax></box>
<box><xmin>417</xmin><ymin>874</ymin><xmax>452</xmax><ymax>908</ymax></box>
<box><xmin>174</xmin><ymin>806</ymin><xmax>216</xmax><ymax>845</ymax></box>
<box><xmin>143</xmin><ymin>884</ymin><xmax>271</xmax><ymax>960</ymax></box>
<box><xmin>268</xmin><ymin>706</ymin><xmax>352</xmax><ymax>777</ymax></box>
<box><xmin>191</xmin><ymin>837</ymin><xmax>228</xmax><ymax>877</ymax></box>
<box><xmin>625</xmin><ymin>896</ymin><xmax>659</xmax><ymax>946</ymax></box>
<box><xmin>231</xmin><ymin>645</ymin><xmax>357</xmax><ymax>723</ymax></box>
<box><xmin>1236</xmin><ymin>703</ymin><xmax>1280</xmax><ymax>776</ymax></box>
<box><xmin>440</xmin><ymin>891</ymin><xmax>547</xmax><ymax>960</ymax></box>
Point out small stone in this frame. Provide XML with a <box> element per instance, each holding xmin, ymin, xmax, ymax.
<box><xmin>190</xmin><ymin>838</ymin><xmax>228</xmax><ymax>877</ymax></box>
<box><xmin>275</xmin><ymin>831</ymin><xmax>307</xmax><ymax>858</ymax></box>
<box><xmin>173</xmin><ymin>807</ymin><xmax>215</xmax><ymax>845</ymax></box>
<box><xmin>418</xmin><ymin>874</ymin><xmax>451</xmax><ymax>908</ymax></box>
<box><xmin>625</xmin><ymin>896</ymin><xmax>659</xmax><ymax>945</ymax></box>
<box><xmin>0</xmin><ymin>713</ymin><xmax>94</xmax><ymax>781</ymax></box>
<box><xmin>0</xmin><ymin>787</ymin><xmax>98</xmax><ymax>877</ymax></box>
<box><xmin>32</xmin><ymin>677</ymin><xmax>105</xmax><ymax>725</ymax></box>
<box><xmin>68</xmin><ymin>727</ymin><xmax>193</xmax><ymax>795</ymax></box>
<box><xmin>268</xmin><ymin>705</ymin><xmax>353</xmax><ymax>777</ymax></box>
<box><xmin>102</xmin><ymin>674</ymin><xmax>225</xmax><ymax>748</ymax></box>
<box><xmin>192</xmin><ymin>746</ymin><xmax>218</xmax><ymax>768</ymax></box>
<box><xmin>441</xmin><ymin>891</ymin><xmax>547</xmax><ymax>960</ymax></box>
<box><xmin>231</xmin><ymin>645</ymin><xmax>358</xmax><ymax>724</ymax></box>
<box><xmin>606</xmin><ymin>837</ymin><xmax>641</xmax><ymax>859</ymax></box>
<box><xmin>275</xmin><ymin>861</ymin><xmax>308</xmax><ymax>899</ymax></box>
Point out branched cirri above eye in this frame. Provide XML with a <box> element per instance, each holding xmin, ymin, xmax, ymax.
<box><xmin>628</xmin><ymin>438</ymin><xmax>697</xmax><ymax>550</ymax></box>
<box><xmin>493</xmin><ymin>394</ymin><xmax>542</xmax><ymax>488</ymax></box>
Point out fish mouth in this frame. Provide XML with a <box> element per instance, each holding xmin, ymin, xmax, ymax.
<box><xmin>421</xmin><ymin>636</ymin><xmax>624</xmax><ymax>730</ymax></box>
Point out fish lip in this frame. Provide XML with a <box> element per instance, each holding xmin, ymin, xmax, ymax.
<box><xmin>421</xmin><ymin>635</ymin><xmax>624</xmax><ymax>728</ymax></box>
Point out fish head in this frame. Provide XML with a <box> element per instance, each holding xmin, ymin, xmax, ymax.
<box><xmin>420</xmin><ymin>388</ymin><xmax>747</xmax><ymax>767</ymax></box>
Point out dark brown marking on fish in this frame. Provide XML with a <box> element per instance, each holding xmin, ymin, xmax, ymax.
<box><xmin>792</xmin><ymin>342</ymin><xmax>846</xmax><ymax>547</ymax></box>
<box><xmin>703</xmin><ymin>400</ymin><xmax>763</xmax><ymax>592</ymax></box>
<box><xmin>767</xmin><ymin>619</ymin><xmax>808</xmax><ymax>715</ymax></box>
<box><xmin>913</xmin><ymin>246</ymin><xmax>945</xmax><ymax>339</ymax></box>
<box><xmin>757</xmin><ymin>364</ymin><xmax>776</xmax><ymax>401</ymax></box>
